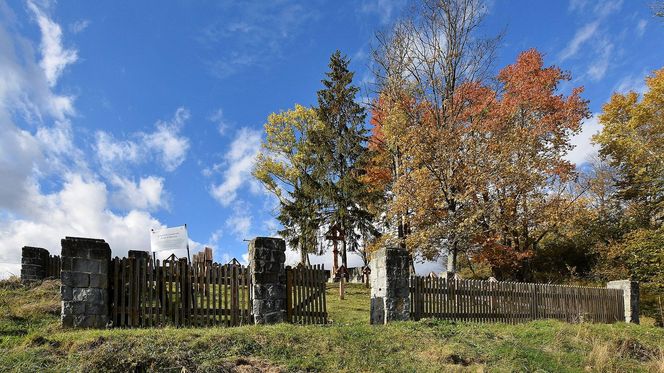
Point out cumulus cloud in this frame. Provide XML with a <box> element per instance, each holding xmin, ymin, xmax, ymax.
<box><xmin>0</xmin><ymin>2</ymin><xmax>169</xmax><ymax>278</ymax></box>
<box><xmin>0</xmin><ymin>174</ymin><xmax>165</xmax><ymax>277</ymax></box>
<box><xmin>565</xmin><ymin>114</ymin><xmax>602</xmax><ymax>167</ymax></box>
<box><xmin>110</xmin><ymin>175</ymin><xmax>167</xmax><ymax>211</ymax></box>
<box><xmin>143</xmin><ymin>107</ymin><xmax>191</xmax><ymax>171</ymax></box>
<box><xmin>225</xmin><ymin>209</ymin><xmax>252</xmax><ymax>240</ymax></box>
<box><xmin>95</xmin><ymin>107</ymin><xmax>191</xmax><ymax>172</ymax></box>
<box><xmin>210</xmin><ymin>127</ymin><xmax>262</xmax><ymax>206</ymax></box>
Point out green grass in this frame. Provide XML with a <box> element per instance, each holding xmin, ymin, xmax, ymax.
<box><xmin>1</xmin><ymin>278</ymin><xmax>663</xmax><ymax>372</ymax></box>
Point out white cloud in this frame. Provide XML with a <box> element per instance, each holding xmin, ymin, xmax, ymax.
<box><xmin>587</xmin><ymin>39</ymin><xmax>613</xmax><ymax>81</ymax></box>
<box><xmin>559</xmin><ymin>0</ymin><xmax>622</xmax><ymax>81</ymax></box>
<box><xmin>95</xmin><ymin>131</ymin><xmax>142</xmax><ymax>166</ymax></box>
<box><xmin>27</xmin><ymin>0</ymin><xmax>78</xmax><ymax>87</ymax></box>
<box><xmin>210</xmin><ymin>127</ymin><xmax>262</xmax><ymax>206</ymax></box>
<box><xmin>95</xmin><ymin>107</ymin><xmax>191</xmax><ymax>172</ymax></box>
<box><xmin>0</xmin><ymin>1</ymin><xmax>74</xmax><ymax>122</ymax></box>
<box><xmin>568</xmin><ymin>0</ymin><xmax>589</xmax><ymax>13</ymax></box>
<box><xmin>0</xmin><ymin>174</ymin><xmax>165</xmax><ymax>277</ymax></box>
<box><xmin>565</xmin><ymin>114</ymin><xmax>602</xmax><ymax>166</ymax></box>
<box><xmin>594</xmin><ymin>0</ymin><xmax>623</xmax><ymax>18</ymax></box>
<box><xmin>200</xmin><ymin>1</ymin><xmax>318</xmax><ymax>79</ymax></box>
<box><xmin>636</xmin><ymin>19</ymin><xmax>647</xmax><ymax>38</ymax></box>
<box><xmin>559</xmin><ymin>21</ymin><xmax>599</xmax><ymax>61</ymax></box>
<box><xmin>0</xmin><ymin>2</ymin><xmax>172</xmax><ymax>278</ymax></box>
<box><xmin>143</xmin><ymin>107</ymin><xmax>191</xmax><ymax>171</ymax></box>
<box><xmin>614</xmin><ymin>71</ymin><xmax>648</xmax><ymax>94</ymax></box>
<box><xmin>209</xmin><ymin>108</ymin><xmax>229</xmax><ymax>135</ymax></box>
<box><xmin>69</xmin><ymin>19</ymin><xmax>90</xmax><ymax>34</ymax></box>
<box><xmin>360</xmin><ymin>0</ymin><xmax>406</xmax><ymax>25</ymax></box>
<box><xmin>110</xmin><ymin>175</ymin><xmax>167</xmax><ymax>211</ymax></box>
<box><xmin>225</xmin><ymin>207</ymin><xmax>252</xmax><ymax>240</ymax></box>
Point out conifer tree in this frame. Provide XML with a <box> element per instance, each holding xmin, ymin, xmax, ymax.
<box><xmin>314</xmin><ymin>50</ymin><xmax>376</xmax><ymax>272</ymax></box>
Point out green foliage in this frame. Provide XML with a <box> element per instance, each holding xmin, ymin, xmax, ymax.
<box><xmin>593</xmin><ymin>68</ymin><xmax>664</xmax><ymax>227</ymax></box>
<box><xmin>621</xmin><ymin>227</ymin><xmax>664</xmax><ymax>288</ymax></box>
<box><xmin>313</xmin><ymin>51</ymin><xmax>377</xmax><ymax>259</ymax></box>
<box><xmin>253</xmin><ymin>105</ymin><xmax>325</xmax><ymax>262</ymax></box>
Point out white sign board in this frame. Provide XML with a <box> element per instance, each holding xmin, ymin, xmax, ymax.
<box><xmin>150</xmin><ymin>225</ymin><xmax>188</xmax><ymax>254</ymax></box>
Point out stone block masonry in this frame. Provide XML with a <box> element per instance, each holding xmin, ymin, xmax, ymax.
<box><xmin>20</xmin><ymin>246</ymin><xmax>50</xmax><ymax>282</ymax></box>
<box><xmin>249</xmin><ymin>237</ymin><xmax>287</xmax><ymax>324</ymax></box>
<box><xmin>370</xmin><ymin>247</ymin><xmax>410</xmax><ymax>324</ymax></box>
<box><xmin>60</xmin><ymin>237</ymin><xmax>111</xmax><ymax>329</ymax></box>
<box><xmin>607</xmin><ymin>280</ymin><xmax>640</xmax><ymax>324</ymax></box>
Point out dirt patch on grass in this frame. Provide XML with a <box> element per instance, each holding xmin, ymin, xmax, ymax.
<box><xmin>230</xmin><ymin>358</ymin><xmax>285</xmax><ymax>372</ymax></box>
<box><xmin>617</xmin><ymin>338</ymin><xmax>659</xmax><ymax>362</ymax></box>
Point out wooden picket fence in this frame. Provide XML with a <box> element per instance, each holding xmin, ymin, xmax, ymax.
<box><xmin>410</xmin><ymin>277</ymin><xmax>625</xmax><ymax>324</ymax></box>
<box><xmin>110</xmin><ymin>257</ymin><xmax>252</xmax><ymax>328</ymax></box>
<box><xmin>47</xmin><ymin>255</ymin><xmax>61</xmax><ymax>278</ymax></box>
<box><xmin>286</xmin><ymin>264</ymin><xmax>328</xmax><ymax>324</ymax></box>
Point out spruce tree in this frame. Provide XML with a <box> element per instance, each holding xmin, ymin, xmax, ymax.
<box><xmin>315</xmin><ymin>50</ymin><xmax>375</xmax><ymax>273</ymax></box>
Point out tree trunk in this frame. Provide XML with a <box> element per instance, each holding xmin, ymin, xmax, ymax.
<box><xmin>447</xmin><ymin>241</ymin><xmax>458</xmax><ymax>274</ymax></box>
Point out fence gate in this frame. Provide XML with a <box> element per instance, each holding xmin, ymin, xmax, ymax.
<box><xmin>110</xmin><ymin>257</ymin><xmax>252</xmax><ymax>328</ymax></box>
<box><xmin>286</xmin><ymin>264</ymin><xmax>328</xmax><ymax>324</ymax></box>
<box><xmin>409</xmin><ymin>277</ymin><xmax>625</xmax><ymax>324</ymax></box>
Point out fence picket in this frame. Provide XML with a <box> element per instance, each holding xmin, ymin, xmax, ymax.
<box><xmin>406</xmin><ymin>276</ymin><xmax>623</xmax><ymax>325</ymax></box>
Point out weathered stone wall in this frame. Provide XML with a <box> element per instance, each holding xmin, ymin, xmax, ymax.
<box><xmin>248</xmin><ymin>237</ymin><xmax>287</xmax><ymax>324</ymax></box>
<box><xmin>60</xmin><ymin>237</ymin><xmax>111</xmax><ymax>329</ymax></box>
<box><xmin>370</xmin><ymin>247</ymin><xmax>410</xmax><ymax>324</ymax></box>
<box><xmin>20</xmin><ymin>246</ymin><xmax>50</xmax><ymax>282</ymax></box>
<box><xmin>607</xmin><ymin>280</ymin><xmax>640</xmax><ymax>324</ymax></box>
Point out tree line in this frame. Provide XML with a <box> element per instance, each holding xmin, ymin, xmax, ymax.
<box><xmin>253</xmin><ymin>0</ymin><xmax>663</xmax><ymax>324</ymax></box>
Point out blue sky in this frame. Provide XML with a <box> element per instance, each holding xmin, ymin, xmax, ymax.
<box><xmin>0</xmin><ymin>0</ymin><xmax>662</xmax><ymax>277</ymax></box>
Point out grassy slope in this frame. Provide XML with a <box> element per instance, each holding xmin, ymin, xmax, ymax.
<box><xmin>1</xmin><ymin>278</ymin><xmax>663</xmax><ymax>372</ymax></box>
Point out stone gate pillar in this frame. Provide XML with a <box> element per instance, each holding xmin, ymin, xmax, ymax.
<box><xmin>370</xmin><ymin>247</ymin><xmax>410</xmax><ymax>324</ymax></box>
<box><xmin>60</xmin><ymin>237</ymin><xmax>111</xmax><ymax>329</ymax></box>
<box><xmin>607</xmin><ymin>280</ymin><xmax>640</xmax><ymax>324</ymax></box>
<box><xmin>248</xmin><ymin>237</ymin><xmax>287</xmax><ymax>324</ymax></box>
<box><xmin>20</xmin><ymin>246</ymin><xmax>50</xmax><ymax>282</ymax></box>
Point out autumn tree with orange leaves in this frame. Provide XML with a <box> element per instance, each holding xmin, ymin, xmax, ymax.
<box><xmin>474</xmin><ymin>50</ymin><xmax>590</xmax><ymax>279</ymax></box>
<box><xmin>370</xmin><ymin>43</ymin><xmax>589</xmax><ymax>280</ymax></box>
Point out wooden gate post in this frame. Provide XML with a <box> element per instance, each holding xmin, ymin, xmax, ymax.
<box><xmin>249</xmin><ymin>237</ymin><xmax>287</xmax><ymax>324</ymax></box>
<box><xmin>369</xmin><ymin>247</ymin><xmax>410</xmax><ymax>324</ymax></box>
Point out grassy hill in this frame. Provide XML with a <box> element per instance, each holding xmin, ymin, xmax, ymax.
<box><xmin>1</xmin><ymin>278</ymin><xmax>663</xmax><ymax>372</ymax></box>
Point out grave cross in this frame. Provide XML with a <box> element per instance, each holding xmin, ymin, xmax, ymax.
<box><xmin>325</xmin><ymin>224</ymin><xmax>345</xmax><ymax>276</ymax></box>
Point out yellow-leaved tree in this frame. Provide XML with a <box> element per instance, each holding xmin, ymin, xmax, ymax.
<box><xmin>253</xmin><ymin>104</ymin><xmax>324</xmax><ymax>264</ymax></box>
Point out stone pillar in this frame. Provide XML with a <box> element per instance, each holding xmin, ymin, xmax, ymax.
<box><xmin>607</xmin><ymin>280</ymin><xmax>640</xmax><ymax>324</ymax></box>
<box><xmin>128</xmin><ymin>250</ymin><xmax>149</xmax><ymax>260</ymax></box>
<box><xmin>370</xmin><ymin>247</ymin><xmax>410</xmax><ymax>324</ymax></box>
<box><xmin>60</xmin><ymin>237</ymin><xmax>111</xmax><ymax>329</ymax></box>
<box><xmin>20</xmin><ymin>246</ymin><xmax>50</xmax><ymax>282</ymax></box>
<box><xmin>248</xmin><ymin>237</ymin><xmax>287</xmax><ymax>324</ymax></box>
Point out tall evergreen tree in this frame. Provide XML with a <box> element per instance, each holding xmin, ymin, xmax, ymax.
<box><xmin>314</xmin><ymin>50</ymin><xmax>375</xmax><ymax>272</ymax></box>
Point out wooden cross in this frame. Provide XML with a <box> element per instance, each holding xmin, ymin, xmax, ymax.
<box><xmin>325</xmin><ymin>223</ymin><xmax>345</xmax><ymax>276</ymax></box>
